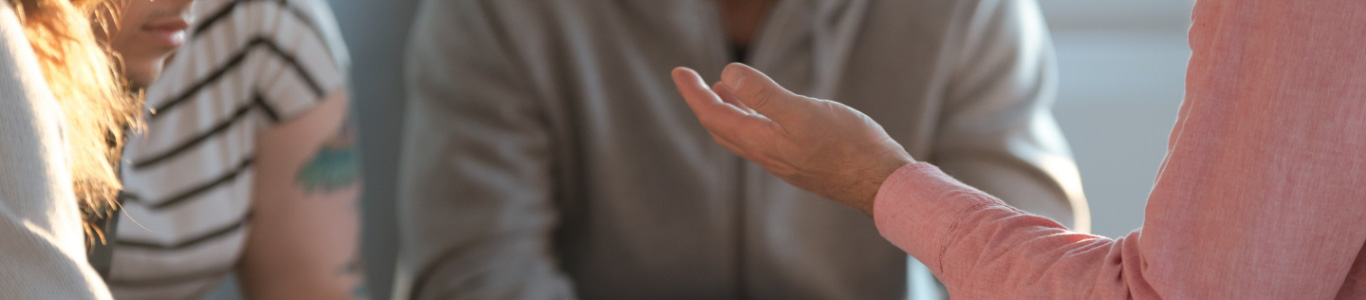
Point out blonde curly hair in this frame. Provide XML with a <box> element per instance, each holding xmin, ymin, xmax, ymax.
<box><xmin>10</xmin><ymin>0</ymin><xmax>141</xmax><ymax>237</ymax></box>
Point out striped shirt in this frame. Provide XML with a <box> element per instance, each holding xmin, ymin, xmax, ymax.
<box><xmin>109</xmin><ymin>0</ymin><xmax>348</xmax><ymax>298</ymax></box>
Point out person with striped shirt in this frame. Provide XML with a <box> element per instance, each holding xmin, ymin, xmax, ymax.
<box><xmin>103</xmin><ymin>0</ymin><xmax>365</xmax><ymax>299</ymax></box>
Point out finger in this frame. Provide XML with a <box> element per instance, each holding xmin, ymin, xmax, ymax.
<box><xmin>673</xmin><ymin>67</ymin><xmax>781</xmax><ymax>160</ymax></box>
<box><xmin>712</xmin><ymin>82</ymin><xmax>755</xmax><ymax>114</ymax></box>
<box><xmin>672</xmin><ymin>67</ymin><xmax>753</xmax><ymax>129</ymax></box>
<box><xmin>720</xmin><ymin>63</ymin><xmax>806</xmax><ymax>122</ymax></box>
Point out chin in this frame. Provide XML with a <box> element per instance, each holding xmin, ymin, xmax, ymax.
<box><xmin>127</xmin><ymin>74</ymin><xmax>156</xmax><ymax>90</ymax></box>
<box><xmin>125</xmin><ymin>64</ymin><xmax>164</xmax><ymax>90</ymax></box>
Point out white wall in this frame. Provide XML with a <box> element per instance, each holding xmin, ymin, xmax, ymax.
<box><xmin>1040</xmin><ymin>1</ymin><xmax>1194</xmax><ymax>238</ymax></box>
<box><xmin>205</xmin><ymin>1</ymin><xmax>1196</xmax><ymax>299</ymax></box>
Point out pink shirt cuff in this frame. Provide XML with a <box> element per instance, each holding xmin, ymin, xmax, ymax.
<box><xmin>872</xmin><ymin>162</ymin><xmax>1006</xmax><ymax>274</ymax></box>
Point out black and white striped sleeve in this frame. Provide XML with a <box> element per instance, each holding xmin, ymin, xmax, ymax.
<box><xmin>244</xmin><ymin>0</ymin><xmax>349</xmax><ymax>123</ymax></box>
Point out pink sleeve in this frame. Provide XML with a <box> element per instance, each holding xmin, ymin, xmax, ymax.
<box><xmin>874</xmin><ymin>1</ymin><xmax>1366</xmax><ymax>299</ymax></box>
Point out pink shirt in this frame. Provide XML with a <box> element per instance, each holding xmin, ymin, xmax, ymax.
<box><xmin>873</xmin><ymin>1</ymin><xmax>1366</xmax><ymax>299</ymax></box>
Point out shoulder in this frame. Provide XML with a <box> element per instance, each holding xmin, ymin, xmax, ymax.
<box><xmin>277</xmin><ymin>0</ymin><xmax>349</xmax><ymax>65</ymax></box>
<box><xmin>189</xmin><ymin>0</ymin><xmax>349</xmax><ymax>69</ymax></box>
<box><xmin>0</xmin><ymin>0</ymin><xmax>32</xmax><ymax>80</ymax></box>
<box><xmin>0</xmin><ymin>0</ymin><xmax>61</xmax><ymax>129</ymax></box>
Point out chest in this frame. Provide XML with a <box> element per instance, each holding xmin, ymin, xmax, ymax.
<box><xmin>521</xmin><ymin>1</ymin><xmax>957</xmax><ymax>155</ymax></box>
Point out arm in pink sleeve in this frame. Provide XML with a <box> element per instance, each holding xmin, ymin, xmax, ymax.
<box><xmin>874</xmin><ymin>1</ymin><xmax>1366</xmax><ymax>299</ymax></box>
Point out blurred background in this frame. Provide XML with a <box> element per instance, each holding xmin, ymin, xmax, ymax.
<box><xmin>1043</xmin><ymin>1</ymin><xmax>1192</xmax><ymax>238</ymax></box>
<box><xmin>205</xmin><ymin>1</ymin><xmax>1195</xmax><ymax>299</ymax></box>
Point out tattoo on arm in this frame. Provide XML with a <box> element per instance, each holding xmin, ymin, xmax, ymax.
<box><xmin>340</xmin><ymin>255</ymin><xmax>370</xmax><ymax>299</ymax></box>
<box><xmin>296</xmin><ymin>118</ymin><xmax>360</xmax><ymax>193</ymax></box>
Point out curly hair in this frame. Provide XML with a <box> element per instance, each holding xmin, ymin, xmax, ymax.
<box><xmin>10</xmin><ymin>0</ymin><xmax>141</xmax><ymax>239</ymax></box>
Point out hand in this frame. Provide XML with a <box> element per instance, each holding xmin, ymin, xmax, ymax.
<box><xmin>671</xmin><ymin>63</ymin><xmax>915</xmax><ymax>216</ymax></box>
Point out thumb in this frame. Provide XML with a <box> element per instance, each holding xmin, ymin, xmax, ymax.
<box><xmin>720</xmin><ymin>63</ymin><xmax>803</xmax><ymax>121</ymax></box>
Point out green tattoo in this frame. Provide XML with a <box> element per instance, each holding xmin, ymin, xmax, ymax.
<box><xmin>297</xmin><ymin>119</ymin><xmax>359</xmax><ymax>193</ymax></box>
<box><xmin>340</xmin><ymin>256</ymin><xmax>370</xmax><ymax>299</ymax></box>
<box><xmin>352</xmin><ymin>281</ymin><xmax>371</xmax><ymax>299</ymax></box>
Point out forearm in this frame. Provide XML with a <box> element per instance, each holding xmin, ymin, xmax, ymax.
<box><xmin>874</xmin><ymin>163</ymin><xmax>1137</xmax><ymax>299</ymax></box>
<box><xmin>238</xmin><ymin>186</ymin><xmax>366</xmax><ymax>300</ymax></box>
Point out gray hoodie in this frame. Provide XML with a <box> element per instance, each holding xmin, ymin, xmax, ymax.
<box><xmin>395</xmin><ymin>0</ymin><xmax>1087</xmax><ymax>299</ymax></box>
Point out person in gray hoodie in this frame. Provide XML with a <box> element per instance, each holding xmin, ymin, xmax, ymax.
<box><xmin>395</xmin><ymin>0</ymin><xmax>1089</xmax><ymax>299</ymax></box>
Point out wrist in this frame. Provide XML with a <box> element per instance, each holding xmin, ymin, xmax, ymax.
<box><xmin>852</xmin><ymin>153</ymin><xmax>914</xmax><ymax>217</ymax></box>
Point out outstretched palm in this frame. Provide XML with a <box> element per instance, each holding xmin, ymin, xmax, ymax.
<box><xmin>671</xmin><ymin>63</ymin><xmax>915</xmax><ymax>216</ymax></box>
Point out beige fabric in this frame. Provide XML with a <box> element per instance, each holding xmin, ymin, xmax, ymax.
<box><xmin>395</xmin><ymin>0</ymin><xmax>1085</xmax><ymax>299</ymax></box>
<box><xmin>0</xmin><ymin>1</ymin><xmax>113</xmax><ymax>298</ymax></box>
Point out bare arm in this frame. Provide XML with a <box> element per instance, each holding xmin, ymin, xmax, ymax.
<box><xmin>237</xmin><ymin>90</ymin><xmax>367</xmax><ymax>300</ymax></box>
